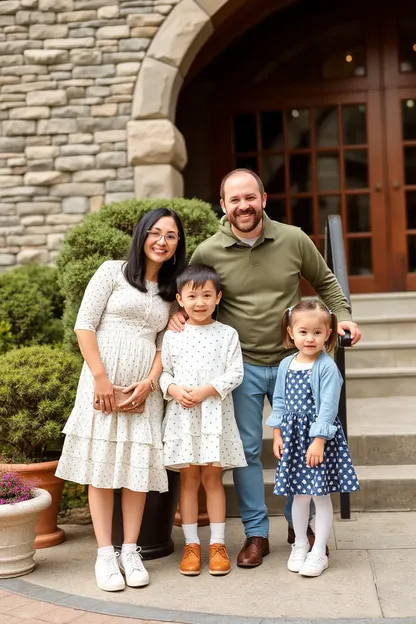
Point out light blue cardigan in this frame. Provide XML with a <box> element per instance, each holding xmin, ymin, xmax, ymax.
<box><xmin>266</xmin><ymin>351</ymin><xmax>343</xmax><ymax>440</ymax></box>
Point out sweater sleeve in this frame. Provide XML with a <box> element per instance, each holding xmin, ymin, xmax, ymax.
<box><xmin>74</xmin><ymin>261</ymin><xmax>117</xmax><ymax>333</ymax></box>
<box><xmin>309</xmin><ymin>362</ymin><xmax>342</xmax><ymax>440</ymax></box>
<box><xmin>209</xmin><ymin>329</ymin><xmax>244</xmax><ymax>399</ymax></box>
<box><xmin>299</xmin><ymin>231</ymin><xmax>352</xmax><ymax>322</ymax></box>
<box><xmin>266</xmin><ymin>364</ymin><xmax>286</xmax><ymax>428</ymax></box>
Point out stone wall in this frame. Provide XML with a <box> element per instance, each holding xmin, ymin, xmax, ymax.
<box><xmin>0</xmin><ymin>0</ymin><xmax>179</xmax><ymax>269</ymax></box>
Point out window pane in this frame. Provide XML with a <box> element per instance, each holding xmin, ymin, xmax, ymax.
<box><xmin>234</xmin><ymin>113</ymin><xmax>257</xmax><ymax>152</ymax></box>
<box><xmin>406</xmin><ymin>191</ymin><xmax>416</xmax><ymax>229</ymax></box>
<box><xmin>402</xmin><ymin>99</ymin><xmax>416</xmax><ymax>140</ymax></box>
<box><xmin>315</xmin><ymin>107</ymin><xmax>338</xmax><ymax>147</ymax></box>
<box><xmin>319</xmin><ymin>195</ymin><xmax>340</xmax><ymax>234</ymax></box>
<box><xmin>262</xmin><ymin>155</ymin><xmax>285</xmax><ymax>194</ymax></box>
<box><xmin>345</xmin><ymin>149</ymin><xmax>368</xmax><ymax>189</ymax></box>
<box><xmin>408</xmin><ymin>235</ymin><xmax>416</xmax><ymax>272</ymax></box>
<box><xmin>265</xmin><ymin>198</ymin><xmax>286</xmax><ymax>223</ymax></box>
<box><xmin>290</xmin><ymin>153</ymin><xmax>311</xmax><ymax>193</ymax></box>
<box><xmin>292</xmin><ymin>198</ymin><xmax>313</xmax><ymax>234</ymax></box>
<box><xmin>236</xmin><ymin>156</ymin><xmax>258</xmax><ymax>173</ymax></box>
<box><xmin>286</xmin><ymin>108</ymin><xmax>310</xmax><ymax>149</ymax></box>
<box><xmin>317</xmin><ymin>153</ymin><xmax>340</xmax><ymax>191</ymax></box>
<box><xmin>398</xmin><ymin>16</ymin><xmax>416</xmax><ymax>73</ymax></box>
<box><xmin>261</xmin><ymin>111</ymin><xmax>284</xmax><ymax>150</ymax></box>
<box><xmin>322</xmin><ymin>46</ymin><xmax>366</xmax><ymax>79</ymax></box>
<box><xmin>343</xmin><ymin>105</ymin><xmax>367</xmax><ymax>145</ymax></box>
<box><xmin>348</xmin><ymin>238</ymin><xmax>372</xmax><ymax>275</ymax></box>
<box><xmin>347</xmin><ymin>194</ymin><xmax>371</xmax><ymax>232</ymax></box>
<box><xmin>404</xmin><ymin>147</ymin><xmax>416</xmax><ymax>185</ymax></box>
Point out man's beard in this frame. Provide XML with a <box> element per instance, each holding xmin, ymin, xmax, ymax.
<box><xmin>229</xmin><ymin>208</ymin><xmax>263</xmax><ymax>233</ymax></box>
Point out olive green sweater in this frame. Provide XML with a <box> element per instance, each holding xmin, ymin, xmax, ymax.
<box><xmin>190</xmin><ymin>215</ymin><xmax>352</xmax><ymax>366</ymax></box>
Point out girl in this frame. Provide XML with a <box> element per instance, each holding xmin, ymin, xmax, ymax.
<box><xmin>160</xmin><ymin>264</ymin><xmax>247</xmax><ymax>577</ymax></box>
<box><xmin>266</xmin><ymin>299</ymin><xmax>359</xmax><ymax>577</ymax></box>
<box><xmin>56</xmin><ymin>208</ymin><xmax>186</xmax><ymax>592</ymax></box>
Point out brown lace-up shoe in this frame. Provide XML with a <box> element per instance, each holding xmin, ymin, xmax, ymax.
<box><xmin>179</xmin><ymin>543</ymin><xmax>201</xmax><ymax>576</ymax></box>
<box><xmin>236</xmin><ymin>536</ymin><xmax>270</xmax><ymax>568</ymax></box>
<box><xmin>209</xmin><ymin>543</ymin><xmax>231</xmax><ymax>576</ymax></box>
<box><xmin>287</xmin><ymin>523</ymin><xmax>329</xmax><ymax>556</ymax></box>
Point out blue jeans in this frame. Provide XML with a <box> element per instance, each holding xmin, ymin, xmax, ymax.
<box><xmin>232</xmin><ymin>362</ymin><xmax>312</xmax><ymax>537</ymax></box>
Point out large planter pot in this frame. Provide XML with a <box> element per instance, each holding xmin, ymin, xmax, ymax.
<box><xmin>112</xmin><ymin>469</ymin><xmax>180</xmax><ymax>560</ymax></box>
<box><xmin>1</xmin><ymin>460</ymin><xmax>65</xmax><ymax>549</ymax></box>
<box><xmin>0</xmin><ymin>488</ymin><xmax>52</xmax><ymax>578</ymax></box>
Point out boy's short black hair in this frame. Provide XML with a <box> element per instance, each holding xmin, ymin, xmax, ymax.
<box><xmin>176</xmin><ymin>264</ymin><xmax>222</xmax><ymax>294</ymax></box>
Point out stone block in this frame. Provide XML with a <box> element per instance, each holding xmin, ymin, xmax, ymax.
<box><xmin>21</xmin><ymin>0</ymin><xmax>39</xmax><ymax>7</ymax></box>
<box><xmin>2</xmin><ymin>65</ymin><xmax>49</xmax><ymax>76</ymax></box>
<box><xmin>39</xmin><ymin>0</ymin><xmax>74</xmax><ymax>10</ymax></box>
<box><xmin>37</xmin><ymin>119</ymin><xmax>77</xmax><ymax>134</ymax></box>
<box><xmin>134</xmin><ymin>164</ymin><xmax>183</xmax><ymax>198</ymax></box>
<box><xmin>131</xmin><ymin>27</ymin><xmax>159</xmax><ymax>38</ymax></box>
<box><xmin>0</xmin><ymin>2</ymin><xmax>20</xmax><ymax>15</ymax></box>
<box><xmin>21</xmin><ymin>216</ymin><xmax>45</xmax><ymax>226</ymax></box>
<box><xmin>96</xmin><ymin>151</ymin><xmax>126</xmax><ymax>168</ymax></box>
<box><xmin>45</xmin><ymin>213</ymin><xmax>84</xmax><ymax>224</ymax></box>
<box><xmin>132</xmin><ymin>56</ymin><xmax>183</xmax><ymax>121</ymax></box>
<box><xmin>148</xmin><ymin>0</ymin><xmax>213</xmax><ymax>76</ymax></box>
<box><xmin>60</xmin><ymin>144</ymin><xmax>99</xmax><ymax>156</ymax></box>
<box><xmin>106</xmin><ymin>179</ymin><xmax>134</xmax><ymax>192</ymax></box>
<box><xmin>8</xmin><ymin>234</ymin><xmax>46</xmax><ymax>246</ymax></box>
<box><xmin>55</xmin><ymin>155</ymin><xmax>95</xmax><ymax>171</ymax></box>
<box><xmin>91</xmin><ymin>104</ymin><xmax>117</xmax><ymax>117</ymax></box>
<box><xmin>0</xmin><ymin>186</ymin><xmax>45</xmax><ymax>197</ymax></box>
<box><xmin>29</xmin><ymin>24</ymin><xmax>68</xmax><ymax>39</ymax></box>
<box><xmin>17</xmin><ymin>201</ymin><xmax>61</xmax><ymax>215</ymax></box>
<box><xmin>50</xmin><ymin>182</ymin><xmax>105</xmax><ymax>197</ymax></box>
<box><xmin>47</xmin><ymin>232</ymin><xmax>65</xmax><ymax>250</ymax></box>
<box><xmin>97</xmin><ymin>5</ymin><xmax>119</xmax><ymax>19</ymax></box>
<box><xmin>127</xmin><ymin>119</ymin><xmax>187</xmax><ymax>170</ymax></box>
<box><xmin>70</xmin><ymin>49</ymin><xmax>102</xmax><ymax>65</ymax></box>
<box><xmin>44</xmin><ymin>37</ymin><xmax>94</xmax><ymax>50</ymax></box>
<box><xmin>193</xmin><ymin>0</ymin><xmax>228</xmax><ymax>16</ymax></box>
<box><xmin>126</xmin><ymin>13</ymin><xmax>164</xmax><ymax>27</ymax></box>
<box><xmin>68</xmin><ymin>132</ymin><xmax>93</xmax><ymax>144</ymax></box>
<box><xmin>27</xmin><ymin>90</ymin><xmax>67</xmax><ymax>107</ymax></box>
<box><xmin>0</xmin><ymin>253</ymin><xmax>16</xmax><ymax>265</ymax></box>
<box><xmin>90</xmin><ymin>195</ymin><xmax>103</xmax><ymax>212</ymax></box>
<box><xmin>105</xmin><ymin>192</ymin><xmax>133</xmax><ymax>203</ymax></box>
<box><xmin>0</xmin><ymin>175</ymin><xmax>23</xmax><ymax>188</ymax></box>
<box><xmin>10</xmin><ymin>107</ymin><xmax>50</xmax><ymax>120</ymax></box>
<box><xmin>57</xmin><ymin>10</ymin><xmax>97</xmax><ymax>23</ymax></box>
<box><xmin>24</xmin><ymin>171</ymin><xmax>70</xmax><ymax>185</ymax></box>
<box><xmin>117</xmin><ymin>62</ymin><xmax>140</xmax><ymax>76</ymax></box>
<box><xmin>73</xmin><ymin>169</ymin><xmax>117</xmax><ymax>182</ymax></box>
<box><xmin>2</xmin><ymin>120</ymin><xmax>36</xmax><ymax>136</ymax></box>
<box><xmin>77</xmin><ymin>116</ymin><xmax>129</xmax><ymax>133</ymax></box>
<box><xmin>25</xmin><ymin>145</ymin><xmax>59</xmax><ymax>159</ymax></box>
<box><xmin>96</xmin><ymin>25</ymin><xmax>130</xmax><ymax>39</ymax></box>
<box><xmin>0</xmin><ymin>138</ymin><xmax>25</xmax><ymax>153</ymax></box>
<box><xmin>62</xmin><ymin>196</ymin><xmax>88</xmax><ymax>213</ymax></box>
<box><xmin>94</xmin><ymin>130</ymin><xmax>126</xmax><ymax>143</ymax></box>
<box><xmin>51</xmin><ymin>106</ymin><xmax>90</xmax><ymax>118</ymax></box>
<box><xmin>0</xmin><ymin>55</ymin><xmax>24</xmax><ymax>68</ymax></box>
<box><xmin>17</xmin><ymin>248</ymin><xmax>49</xmax><ymax>264</ymax></box>
<box><xmin>119</xmin><ymin>38</ymin><xmax>149</xmax><ymax>52</ymax></box>
<box><xmin>24</xmin><ymin>49</ymin><xmax>69</xmax><ymax>64</ymax></box>
<box><xmin>73</xmin><ymin>65</ymin><xmax>115</xmax><ymax>79</ymax></box>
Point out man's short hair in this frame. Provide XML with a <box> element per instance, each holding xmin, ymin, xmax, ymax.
<box><xmin>220</xmin><ymin>168</ymin><xmax>265</xmax><ymax>200</ymax></box>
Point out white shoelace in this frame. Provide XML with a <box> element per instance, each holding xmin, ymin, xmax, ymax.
<box><xmin>102</xmin><ymin>552</ymin><xmax>121</xmax><ymax>579</ymax></box>
<box><xmin>304</xmin><ymin>552</ymin><xmax>325</xmax><ymax>566</ymax></box>
<box><xmin>124</xmin><ymin>547</ymin><xmax>146</xmax><ymax>573</ymax></box>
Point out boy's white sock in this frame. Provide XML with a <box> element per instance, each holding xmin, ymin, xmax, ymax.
<box><xmin>210</xmin><ymin>522</ymin><xmax>225</xmax><ymax>545</ymax></box>
<box><xmin>182</xmin><ymin>523</ymin><xmax>200</xmax><ymax>545</ymax></box>
<box><xmin>121</xmin><ymin>543</ymin><xmax>137</xmax><ymax>553</ymax></box>
<box><xmin>97</xmin><ymin>545</ymin><xmax>114</xmax><ymax>557</ymax></box>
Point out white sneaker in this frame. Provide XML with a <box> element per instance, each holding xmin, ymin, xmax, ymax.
<box><xmin>299</xmin><ymin>551</ymin><xmax>329</xmax><ymax>577</ymax></box>
<box><xmin>287</xmin><ymin>542</ymin><xmax>310</xmax><ymax>572</ymax></box>
<box><xmin>95</xmin><ymin>551</ymin><xmax>125</xmax><ymax>592</ymax></box>
<box><xmin>119</xmin><ymin>547</ymin><xmax>150</xmax><ymax>587</ymax></box>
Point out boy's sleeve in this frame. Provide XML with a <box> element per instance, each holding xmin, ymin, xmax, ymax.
<box><xmin>209</xmin><ymin>330</ymin><xmax>244</xmax><ymax>399</ymax></box>
<box><xmin>266</xmin><ymin>365</ymin><xmax>285</xmax><ymax>428</ymax></box>
<box><xmin>159</xmin><ymin>333</ymin><xmax>176</xmax><ymax>401</ymax></box>
<box><xmin>309</xmin><ymin>362</ymin><xmax>342</xmax><ymax>440</ymax></box>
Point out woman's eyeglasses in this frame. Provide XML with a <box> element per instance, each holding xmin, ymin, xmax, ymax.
<box><xmin>147</xmin><ymin>230</ymin><xmax>179</xmax><ymax>244</ymax></box>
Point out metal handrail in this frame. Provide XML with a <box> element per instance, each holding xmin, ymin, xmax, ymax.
<box><xmin>325</xmin><ymin>214</ymin><xmax>351</xmax><ymax>520</ymax></box>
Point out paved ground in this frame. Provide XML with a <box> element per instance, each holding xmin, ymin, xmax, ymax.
<box><xmin>1</xmin><ymin>513</ymin><xmax>416</xmax><ymax>623</ymax></box>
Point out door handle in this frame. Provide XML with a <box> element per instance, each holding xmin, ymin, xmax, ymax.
<box><xmin>392</xmin><ymin>180</ymin><xmax>401</xmax><ymax>190</ymax></box>
<box><xmin>375</xmin><ymin>182</ymin><xmax>382</xmax><ymax>192</ymax></box>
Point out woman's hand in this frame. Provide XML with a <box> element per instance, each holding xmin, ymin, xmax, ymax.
<box><xmin>306</xmin><ymin>438</ymin><xmax>325</xmax><ymax>467</ymax></box>
<box><xmin>273</xmin><ymin>432</ymin><xmax>284</xmax><ymax>459</ymax></box>
<box><xmin>94</xmin><ymin>373</ymin><xmax>115</xmax><ymax>414</ymax></box>
<box><xmin>118</xmin><ymin>380</ymin><xmax>152</xmax><ymax>410</ymax></box>
<box><xmin>167</xmin><ymin>311</ymin><xmax>187</xmax><ymax>332</ymax></box>
<box><xmin>168</xmin><ymin>384</ymin><xmax>196</xmax><ymax>408</ymax></box>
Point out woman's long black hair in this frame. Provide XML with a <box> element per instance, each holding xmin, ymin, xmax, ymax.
<box><xmin>123</xmin><ymin>208</ymin><xmax>186</xmax><ymax>302</ymax></box>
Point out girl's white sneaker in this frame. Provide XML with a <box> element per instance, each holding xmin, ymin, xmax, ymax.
<box><xmin>299</xmin><ymin>552</ymin><xmax>329</xmax><ymax>577</ymax></box>
<box><xmin>287</xmin><ymin>543</ymin><xmax>310</xmax><ymax>572</ymax></box>
<box><xmin>95</xmin><ymin>551</ymin><xmax>125</xmax><ymax>592</ymax></box>
<box><xmin>119</xmin><ymin>547</ymin><xmax>150</xmax><ymax>587</ymax></box>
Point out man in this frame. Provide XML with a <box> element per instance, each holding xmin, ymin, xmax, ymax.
<box><xmin>169</xmin><ymin>168</ymin><xmax>361</xmax><ymax>568</ymax></box>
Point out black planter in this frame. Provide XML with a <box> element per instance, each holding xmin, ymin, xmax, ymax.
<box><xmin>112</xmin><ymin>469</ymin><xmax>180</xmax><ymax>560</ymax></box>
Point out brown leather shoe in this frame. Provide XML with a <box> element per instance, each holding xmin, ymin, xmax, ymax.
<box><xmin>236</xmin><ymin>536</ymin><xmax>270</xmax><ymax>568</ymax></box>
<box><xmin>209</xmin><ymin>543</ymin><xmax>231</xmax><ymax>576</ymax></box>
<box><xmin>179</xmin><ymin>543</ymin><xmax>201</xmax><ymax>576</ymax></box>
<box><xmin>287</xmin><ymin>523</ymin><xmax>329</xmax><ymax>556</ymax></box>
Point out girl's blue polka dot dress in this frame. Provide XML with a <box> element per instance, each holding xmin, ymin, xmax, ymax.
<box><xmin>274</xmin><ymin>368</ymin><xmax>360</xmax><ymax>497</ymax></box>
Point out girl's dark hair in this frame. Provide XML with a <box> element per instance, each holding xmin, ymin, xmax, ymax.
<box><xmin>281</xmin><ymin>299</ymin><xmax>338</xmax><ymax>354</ymax></box>
<box><xmin>176</xmin><ymin>264</ymin><xmax>221</xmax><ymax>294</ymax></box>
<box><xmin>123</xmin><ymin>208</ymin><xmax>186</xmax><ymax>302</ymax></box>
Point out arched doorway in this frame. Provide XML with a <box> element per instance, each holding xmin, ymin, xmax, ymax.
<box><xmin>177</xmin><ymin>0</ymin><xmax>416</xmax><ymax>293</ymax></box>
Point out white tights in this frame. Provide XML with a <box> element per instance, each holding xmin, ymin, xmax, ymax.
<box><xmin>292</xmin><ymin>494</ymin><xmax>333</xmax><ymax>556</ymax></box>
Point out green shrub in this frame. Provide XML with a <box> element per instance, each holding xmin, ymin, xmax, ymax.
<box><xmin>0</xmin><ymin>345</ymin><xmax>82</xmax><ymax>463</ymax></box>
<box><xmin>57</xmin><ymin>198</ymin><xmax>219</xmax><ymax>349</ymax></box>
<box><xmin>0</xmin><ymin>264</ymin><xmax>64</xmax><ymax>351</ymax></box>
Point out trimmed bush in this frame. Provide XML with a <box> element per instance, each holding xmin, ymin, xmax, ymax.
<box><xmin>0</xmin><ymin>345</ymin><xmax>82</xmax><ymax>463</ymax></box>
<box><xmin>57</xmin><ymin>198</ymin><xmax>219</xmax><ymax>349</ymax></box>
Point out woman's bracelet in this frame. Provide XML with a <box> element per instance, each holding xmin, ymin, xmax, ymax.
<box><xmin>148</xmin><ymin>378</ymin><xmax>157</xmax><ymax>392</ymax></box>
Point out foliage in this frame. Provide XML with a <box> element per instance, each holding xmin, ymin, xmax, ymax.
<box><xmin>0</xmin><ymin>264</ymin><xmax>64</xmax><ymax>352</ymax></box>
<box><xmin>0</xmin><ymin>345</ymin><xmax>82</xmax><ymax>463</ymax></box>
<box><xmin>0</xmin><ymin>472</ymin><xmax>34</xmax><ymax>505</ymax></box>
<box><xmin>60</xmin><ymin>481</ymin><xmax>88</xmax><ymax>514</ymax></box>
<box><xmin>57</xmin><ymin>197</ymin><xmax>219</xmax><ymax>349</ymax></box>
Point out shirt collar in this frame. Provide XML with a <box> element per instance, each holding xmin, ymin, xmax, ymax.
<box><xmin>220</xmin><ymin>213</ymin><xmax>276</xmax><ymax>248</ymax></box>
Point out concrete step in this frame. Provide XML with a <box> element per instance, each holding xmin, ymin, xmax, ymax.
<box><xmin>261</xmin><ymin>396</ymin><xmax>416</xmax><ymax>467</ymax></box>
<box><xmin>346</xmin><ymin>340</ymin><xmax>416</xmax><ymax>368</ymax></box>
<box><xmin>353</xmin><ymin>315</ymin><xmax>416</xmax><ymax>341</ymax></box>
<box><xmin>351</xmin><ymin>292</ymin><xmax>416</xmax><ymax>317</ymax></box>
<box><xmin>224</xmin><ymin>465</ymin><xmax>416</xmax><ymax>515</ymax></box>
<box><xmin>346</xmin><ymin>366</ymin><xmax>416</xmax><ymax>397</ymax></box>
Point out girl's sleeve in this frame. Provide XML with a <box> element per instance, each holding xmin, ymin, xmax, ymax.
<box><xmin>209</xmin><ymin>329</ymin><xmax>244</xmax><ymax>400</ymax></box>
<box><xmin>74</xmin><ymin>261</ymin><xmax>117</xmax><ymax>333</ymax></box>
<box><xmin>309</xmin><ymin>362</ymin><xmax>342</xmax><ymax>440</ymax></box>
<box><xmin>266</xmin><ymin>365</ymin><xmax>285</xmax><ymax>428</ymax></box>
<box><xmin>159</xmin><ymin>333</ymin><xmax>175</xmax><ymax>400</ymax></box>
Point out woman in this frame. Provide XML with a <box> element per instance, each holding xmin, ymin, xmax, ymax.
<box><xmin>56</xmin><ymin>208</ymin><xmax>186</xmax><ymax>592</ymax></box>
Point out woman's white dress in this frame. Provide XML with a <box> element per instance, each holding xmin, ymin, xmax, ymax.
<box><xmin>56</xmin><ymin>260</ymin><xmax>170</xmax><ymax>493</ymax></box>
<box><xmin>160</xmin><ymin>322</ymin><xmax>247</xmax><ymax>469</ymax></box>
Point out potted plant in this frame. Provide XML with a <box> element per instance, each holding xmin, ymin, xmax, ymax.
<box><xmin>0</xmin><ymin>471</ymin><xmax>51</xmax><ymax>578</ymax></box>
<box><xmin>0</xmin><ymin>345</ymin><xmax>82</xmax><ymax>548</ymax></box>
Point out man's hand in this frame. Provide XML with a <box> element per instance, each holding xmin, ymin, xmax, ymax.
<box><xmin>306</xmin><ymin>438</ymin><xmax>325</xmax><ymax>467</ymax></box>
<box><xmin>168</xmin><ymin>384</ymin><xmax>195</xmax><ymax>408</ymax></box>
<box><xmin>167</xmin><ymin>311</ymin><xmax>187</xmax><ymax>332</ymax></box>
<box><xmin>337</xmin><ymin>321</ymin><xmax>362</xmax><ymax>346</ymax></box>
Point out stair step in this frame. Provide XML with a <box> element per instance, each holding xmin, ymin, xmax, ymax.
<box><xmin>346</xmin><ymin>340</ymin><xmax>416</xmax><ymax>368</ymax></box>
<box><xmin>346</xmin><ymin>366</ymin><xmax>416</xmax><ymax>397</ymax></box>
<box><xmin>224</xmin><ymin>466</ymin><xmax>416</xmax><ymax>515</ymax></box>
<box><xmin>351</xmin><ymin>292</ymin><xmax>416</xmax><ymax>317</ymax></box>
<box><xmin>353</xmin><ymin>315</ymin><xmax>416</xmax><ymax>341</ymax></box>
